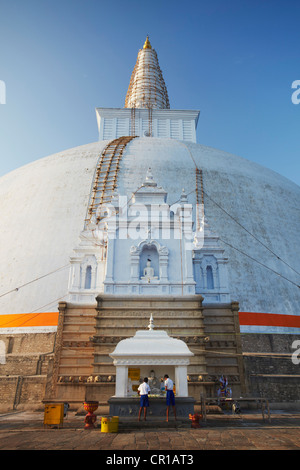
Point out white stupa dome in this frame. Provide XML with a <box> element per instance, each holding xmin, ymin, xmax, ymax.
<box><xmin>0</xmin><ymin>137</ymin><xmax>299</xmax><ymax>320</ymax></box>
<box><xmin>0</xmin><ymin>37</ymin><xmax>299</xmax><ymax>336</ymax></box>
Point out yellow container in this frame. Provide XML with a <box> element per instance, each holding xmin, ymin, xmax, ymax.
<box><xmin>101</xmin><ymin>416</ymin><xmax>119</xmax><ymax>433</ymax></box>
<box><xmin>44</xmin><ymin>403</ymin><xmax>64</xmax><ymax>427</ymax></box>
<box><xmin>101</xmin><ymin>417</ymin><xmax>110</xmax><ymax>433</ymax></box>
<box><xmin>110</xmin><ymin>416</ymin><xmax>119</xmax><ymax>433</ymax></box>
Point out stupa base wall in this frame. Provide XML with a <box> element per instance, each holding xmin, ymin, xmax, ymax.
<box><xmin>2</xmin><ymin>304</ymin><xmax>300</xmax><ymax>412</ymax></box>
<box><xmin>241</xmin><ymin>333</ymin><xmax>300</xmax><ymax>406</ymax></box>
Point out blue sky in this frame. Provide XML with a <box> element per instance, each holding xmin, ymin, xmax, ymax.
<box><xmin>0</xmin><ymin>0</ymin><xmax>299</xmax><ymax>185</ymax></box>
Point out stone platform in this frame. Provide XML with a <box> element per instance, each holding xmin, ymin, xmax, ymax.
<box><xmin>108</xmin><ymin>396</ymin><xmax>195</xmax><ymax>417</ymax></box>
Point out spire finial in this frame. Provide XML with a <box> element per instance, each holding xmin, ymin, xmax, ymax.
<box><xmin>143</xmin><ymin>35</ymin><xmax>152</xmax><ymax>49</ymax></box>
<box><xmin>144</xmin><ymin>167</ymin><xmax>157</xmax><ymax>187</ymax></box>
<box><xmin>148</xmin><ymin>313</ymin><xmax>154</xmax><ymax>330</ymax></box>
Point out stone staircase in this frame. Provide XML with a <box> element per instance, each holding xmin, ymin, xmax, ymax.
<box><xmin>45</xmin><ymin>303</ymin><xmax>96</xmax><ymax>406</ymax></box>
<box><xmin>88</xmin><ymin>295</ymin><xmax>209</xmax><ymax>409</ymax></box>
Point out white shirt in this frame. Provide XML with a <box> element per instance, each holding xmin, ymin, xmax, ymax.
<box><xmin>165</xmin><ymin>378</ymin><xmax>174</xmax><ymax>390</ymax></box>
<box><xmin>138</xmin><ymin>382</ymin><xmax>151</xmax><ymax>395</ymax></box>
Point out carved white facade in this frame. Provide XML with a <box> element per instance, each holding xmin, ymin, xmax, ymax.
<box><xmin>67</xmin><ymin>167</ymin><xmax>230</xmax><ymax>302</ymax></box>
<box><xmin>103</xmin><ymin>168</ymin><xmax>197</xmax><ymax>296</ymax></box>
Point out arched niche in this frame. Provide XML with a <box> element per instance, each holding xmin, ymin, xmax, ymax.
<box><xmin>140</xmin><ymin>244</ymin><xmax>159</xmax><ymax>280</ymax></box>
<box><xmin>80</xmin><ymin>255</ymin><xmax>97</xmax><ymax>290</ymax></box>
<box><xmin>200</xmin><ymin>255</ymin><xmax>219</xmax><ymax>290</ymax></box>
<box><xmin>130</xmin><ymin>239</ymin><xmax>169</xmax><ymax>283</ymax></box>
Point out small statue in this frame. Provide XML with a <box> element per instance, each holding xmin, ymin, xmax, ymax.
<box><xmin>127</xmin><ymin>378</ymin><xmax>134</xmax><ymax>396</ymax></box>
<box><xmin>141</xmin><ymin>259</ymin><xmax>158</xmax><ymax>281</ymax></box>
<box><xmin>148</xmin><ymin>369</ymin><xmax>161</xmax><ymax>394</ymax></box>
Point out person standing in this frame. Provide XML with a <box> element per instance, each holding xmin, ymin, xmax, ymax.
<box><xmin>138</xmin><ymin>377</ymin><xmax>151</xmax><ymax>421</ymax></box>
<box><xmin>164</xmin><ymin>374</ymin><xmax>176</xmax><ymax>422</ymax></box>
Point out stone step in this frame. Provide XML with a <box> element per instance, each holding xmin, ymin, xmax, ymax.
<box><xmin>204</xmin><ymin>331</ymin><xmax>237</xmax><ymax>339</ymax></box>
<box><xmin>92</xmin><ymin>334</ymin><xmax>208</xmax><ymax>344</ymax></box>
<box><xmin>62</xmin><ymin>324</ymin><xmax>96</xmax><ymax>333</ymax></box>
<box><xmin>96</xmin><ymin>318</ymin><xmax>203</xmax><ymax>328</ymax></box>
<box><xmin>97</xmin><ymin>299</ymin><xmax>203</xmax><ymax>309</ymax></box>
<box><xmin>63</xmin><ymin>316</ymin><xmax>95</xmax><ymax>324</ymax></box>
<box><xmin>58</xmin><ymin>365</ymin><xmax>94</xmax><ymax>375</ymax></box>
<box><xmin>94</xmin><ymin>327</ymin><xmax>204</xmax><ymax>336</ymax></box>
<box><xmin>96</xmin><ymin>311</ymin><xmax>202</xmax><ymax>316</ymax></box>
<box><xmin>59</xmin><ymin>359</ymin><xmax>94</xmax><ymax>368</ymax></box>
<box><xmin>203</xmin><ymin>309</ymin><xmax>233</xmax><ymax>316</ymax></box>
<box><xmin>61</xmin><ymin>332</ymin><xmax>95</xmax><ymax>341</ymax></box>
<box><xmin>93</xmin><ymin>366</ymin><xmax>118</xmax><ymax>374</ymax></box>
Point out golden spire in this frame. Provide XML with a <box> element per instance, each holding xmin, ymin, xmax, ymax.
<box><xmin>125</xmin><ymin>37</ymin><xmax>170</xmax><ymax>109</ymax></box>
<box><xmin>143</xmin><ymin>36</ymin><xmax>152</xmax><ymax>49</ymax></box>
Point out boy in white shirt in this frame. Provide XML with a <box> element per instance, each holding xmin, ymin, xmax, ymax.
<box><xmin>164</xmin><ymin>374</ymin><xmax>176</xmax><ymax>422</ymax></box>
<box><xmin>138</xmin><ymin>377</ymin><xmax>151</xmax><ymax>421</ymax></box>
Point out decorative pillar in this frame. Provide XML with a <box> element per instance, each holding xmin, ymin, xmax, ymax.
<box><xmin>105</xmin><ymin>238</ymin><xmax>115</xmax><ymax>283</ymax></box>
<box><xmin>203</xmin><ymin>266</ymin><xmax>207</xmax><ymax>289</ymax></box>
<box><xmin>130</xmin><ymin>246</ymin><xmax>140</xmax><ymax>281</ymax></box>
<box><xmin>158</xmin><ymin>247</ymin><xmax>169</xmax><ymax>282</ymax></box>
<box><xmin>183</xmin><ymin>240</ymin><xmax>195</xmax><ymax>283</ymax></box>
<box><xmin>212</xmin><ymin>267</ymin><xmax>218</xmax><ymax>289</ymax></box>
<box><xmin>81</xmin><ymin>265</ymin><xmax>87</xmax><ymax>289</ymax></box>
<box><xmin>91</xmin><ymin>265</ymin><xmax>97</xmax><ymax>289</ymax></box>
<box><xmin>71</xmin><ymin>261</ymin><xmax>81</xmax><ymax>290</ymax></box>
<box><xmin>175</xmin><ymin>365</ymin><xmax>188</xmax><ymax>397</ymax></box>
<box><xmin>218</xmin><ymin>259</ymin><xmax>228</xmax><ymax>289</ymax></box>
<box><xmin>115</xmin><ymin>365</ymin><xmax>128</xmax><ymax>397</ymax></box>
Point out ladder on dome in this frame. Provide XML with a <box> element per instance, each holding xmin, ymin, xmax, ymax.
<box><xmin>195</xmin><ymin>167</ymin><xmax>204</xmax><ymax>232</ymax></box>
<box><xmin>85</xmin><ymin>136</ymin><xmax>137</xmax><ymax>228</ymax></box>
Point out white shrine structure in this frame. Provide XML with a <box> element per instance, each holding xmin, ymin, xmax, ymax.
<box><xmin>108</xmin><ymin>315</ymin><xmax>195</xmax><ymax>416</ymax></box>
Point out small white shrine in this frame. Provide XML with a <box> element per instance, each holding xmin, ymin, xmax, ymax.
<box><xmin>109</xmin><ymin>315</ymin><xmax>194</xmax><ymax>398</ymax></box>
